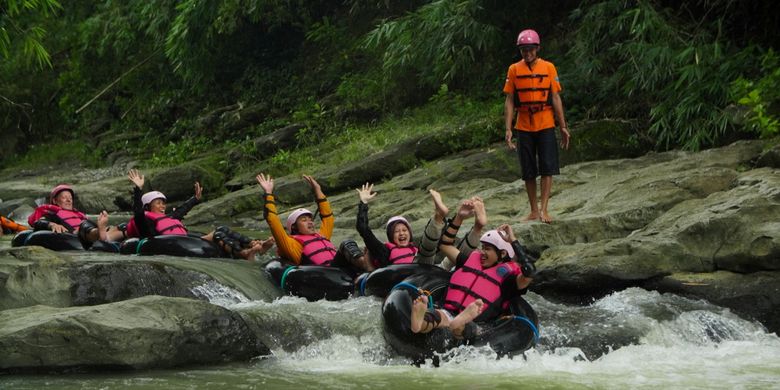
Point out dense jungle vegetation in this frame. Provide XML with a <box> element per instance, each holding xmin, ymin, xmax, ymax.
<box><xmin>1</xmin><ymin>0</ymin><xmax>778</xmax><ymax>173</ymax></box>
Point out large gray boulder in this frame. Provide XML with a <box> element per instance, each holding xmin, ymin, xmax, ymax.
<box><xmin>0</xmin><ymin>296</ymin><xmax>270</xmax><ymax>372</ymax></box>
<box><xmin>0</xmin><ymin>246</ymin><xmax>281</xmax><ymax>310</ymax></box>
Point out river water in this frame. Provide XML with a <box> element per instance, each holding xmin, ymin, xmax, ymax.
<box><xmin>2</xmin><ymin>280</ymin><xmax>779</xmax><ymax>390</ymax></box>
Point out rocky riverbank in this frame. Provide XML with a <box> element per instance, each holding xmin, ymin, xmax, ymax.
<box><xmin>1</xmin><ymin>137</ymin><xmax>778</xmax><ymax>372</ymax></box>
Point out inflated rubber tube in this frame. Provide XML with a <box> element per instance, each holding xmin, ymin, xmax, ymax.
<box><xmin>11</xmin><ymin>230</ymin><xmax>84</xmax><ymax>251</ymax></box>
<box><xmin>381</xmin><ymin>272</ymin><xmax>455</xmax><ymax>360</ymax></box>
<box><xmin>382</xmin><ymin>272</ymin><xmax>539</xmax><ymax>360</ymax></box>
<box><xmin>265</xmin><ymin>259</ymin><xmax>355</xmax><ymax>301</ymax></box>
<box><xmin>359</xmin><ymin>263</ymin><xmax>451</xmax><ymax>298</ymax></box>
<box><xmin>88</xmin><ymin>240</ymin><xmax>122</xmax><ymax>253</ymax></box>
<box><xmin>119</xmin><ymin>235</ymin><xmax>222</xmax><ymax>258</ymax></box>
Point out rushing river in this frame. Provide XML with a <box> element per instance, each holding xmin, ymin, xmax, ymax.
<box><xmin>2</xmin><ymin>281</ymin><xmax>779</xmax><ymax>389</ymax></box>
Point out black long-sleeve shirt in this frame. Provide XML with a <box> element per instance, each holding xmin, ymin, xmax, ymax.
<box><xmin>132</xmin><ymin>186</ymin><xmax>199</xmax><ymax>239</ymax></box>
<box><xmin>356</xmin><ymin>202</ymin><xmax>393</xmax><ymax>267</ymax></box>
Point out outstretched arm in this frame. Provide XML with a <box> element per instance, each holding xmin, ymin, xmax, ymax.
<box><xmin>170</xmin><ymin>181</ymin><xmax>201</xmax><ymax>220</ymax></box>
<box><xmin>438</xmin><ymin>200</ymin><xmax>475</xmax><ymax>262</ymax></box>
<box><xmin>256</xmin><ymin>173</ymin><xmax>303</xmax><ymax>264</ymax></box>
<box><xmin>355</xmin><ymin>183</ymin><xmax>388</xmax><ymax>266</ymax></box>
<box><xmin>303</xmin><ymin>175</ymin><xmax>334</xmax><ymax>239</ymax></box>
<box><xmin>497</xmin><ymin>224</ymin><xmax>534</xmax><ymax>290</ymax></box>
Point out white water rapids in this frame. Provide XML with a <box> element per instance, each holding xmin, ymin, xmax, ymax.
<box><xmin>4</xmin><ymin>287</ymin><xmax>778</xmax><ymax>389</ymax></box>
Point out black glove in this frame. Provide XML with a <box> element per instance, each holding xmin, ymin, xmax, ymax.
<box><xmin>520</xmin><ymin>260</ymin><xmax>536</xmax><ymax>278</ymax></box>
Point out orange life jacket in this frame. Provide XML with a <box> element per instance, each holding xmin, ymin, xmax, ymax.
<box><xmin>509</xmin><ymin>59</ymin><xmax>559</xmax><ymax>131</ymax></box>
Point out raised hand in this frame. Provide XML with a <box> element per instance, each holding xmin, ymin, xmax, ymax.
<box><xmin>255</xmin><ymin>173</ymin><xmax>274</xmax><ymax>194</ymax></box>
<box><xmin>357</xmin><ymin>182</ymin><xmax>377</xmax><ymax>204</ymax></box>
<box><xmin>497</xmin><ymin>224</ymin><xmax>516</xmax><ymax>243</ymax></box>
<box><xmin>302</xmin><ymin>175</ymin><xmax>324</xmax><ymax>198</ymax></box>
<box><xmin>128</xmin><ymin>169</ymin><xmax>144</xmax><ymax>189</ymax></box>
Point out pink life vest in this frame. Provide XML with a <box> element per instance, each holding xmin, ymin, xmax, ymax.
<box><xmin>443</xmin><ymin>251</ymin><xmax>520</xmax><ymax>314</ymax></box>
<box><xmin>29</xmin><ymin>205</ymin><xmax>87</xmax><ymax>232</ymax></box>
<box><xmin>145</xmin><ymin>211</ymin><xmax>188</xmax><ymax>236</ymax></box>
<box><xmin>292</xmin><ymin>234</ymin><xmax>338</xmax><ymax>266</ymax></box>
<box><xmin>54</xmin><ymin>207</ymin><xmax>88</xmax><ymax>232</ymax></box>
<box><xmin>384</xmin><ymin>242</ymin><xmax>418</xmax><ymax>264</ymax></box>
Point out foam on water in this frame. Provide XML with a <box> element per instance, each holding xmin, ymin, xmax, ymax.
<box><xmin>3</xmin><ymin>286</ymin><xmax>779</xmax><ymax>389</ymax></box>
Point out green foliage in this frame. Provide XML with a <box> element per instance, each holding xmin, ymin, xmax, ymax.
<box><xmin>14</xmin><ymin>140</ymin><xmax>101</xmax><ymax>169</ymax></box>
<box><xmin>0</xmin><ymin>0</ymin><xmax>61</xmax><ymax>67</ymax></box>
<box><xmin>364</xmin><ymin>0</ymin><xmax>502</xmax><ymax>93</ymax></box>
<box><xmin>145</xmin><ymin>136</ymin><xmax>214</xmax><ymax>167</ymax></box>
<box><xmin>731</xmin><ymin>49</ymin><xmax>780</xmax><ymax>138</ymax></box>
<box><xmin>566</xmin><ymin>0</ymin><xmax>764</xmax><ymax>150</ymax></box>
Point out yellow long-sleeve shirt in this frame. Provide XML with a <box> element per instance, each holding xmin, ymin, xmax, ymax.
<box><xmin>263</xmin><ymin>193</ymin><xmax>334</xmax><ymax>265</ymax></box>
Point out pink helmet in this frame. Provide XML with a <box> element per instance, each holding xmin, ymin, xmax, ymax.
<box><xmin>141</xmin><ymin>191</ymin><xmax>166</xmax><ymax>207</ymax></box>
<box><xmin>516</xmin><ymin>29</ymin><xmax>540</xmax><ymax>46</ymax></box>
<box><xmin>286</xmin><ymin>208</ymin><xmax>313</xmax><ymax>233</ymax></box>
<box><xmin>480</xmin><ymin>230</ymin><xmax>515</xmax><ymax>260</ymax></box>
<box><xmin>50</xmin><ymin>184</ymin><xmax>74</xmax><ymax>201</ymax></box>
<box><xmin>385</xmin><ymin>215</ymin><xmax>413</xmax><ymax>241</ymax></box>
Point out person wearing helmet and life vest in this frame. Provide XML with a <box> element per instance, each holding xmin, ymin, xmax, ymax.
<box><xmin>27</xmin><ymin>184</ymin><xmax>125</xmax><ymax>247</ymax></box>
<box><xmin>356</xmin><ymin>182</ymin><xmax>486</xmax><ymax>269</ymax></box>
<box><xmin>410</xmin><ymin>199</ymin><xmax>536</xmax><ymax>338</ymax></box>
<box><xmin>503</xmin><ymin>28</ymin><xmax>571</xmax><ymax>224</ymax></box>
<box><xmin>355</xmin><ymin>182</ymin><xmax>418</xmax><ymax>268</ymax></box>
<box><xmin>126</xmin><ymin>169</ymin><xmax>273</xmax><ymax>260</ymax></box>
<box><xmin>256</xmin><ymin>173</ymin><xmax>374</xmax><ymax>277</ymax></box>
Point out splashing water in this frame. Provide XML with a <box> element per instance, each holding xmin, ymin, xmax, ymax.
<box><xmin>3</xmin><ymin>288</ymin><xmax>779</xmax><ymax>389</ymax></box>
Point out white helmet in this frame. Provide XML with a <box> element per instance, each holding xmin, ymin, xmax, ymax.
<box><xmin>141</xmin><ymin>191</ymin><xmax>166</xmax><ymax>207</ymax></box>
<box><xmin>285</xmin><ymin>208</ymin><xmax>313</xmax><ymax>233</ymax></box>
<box><xmin>385</xmin><ymin>215</ymin><xmax>412</xmax><ymax>241</ymax></box>
<box><xmin>480</xmin><ymin>230</ymin><xmax>515</xmax><ymax>260</ymax></box>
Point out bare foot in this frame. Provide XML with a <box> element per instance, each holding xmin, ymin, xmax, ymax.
<box><xmin>97</xmin><ymin>211</ymin><xmax>109</xmax><ymax>241</ymax></box>
<box><xmin>540</xmin><ymin>210</ymin><xmax>553</xmax><ymax>224</ymax></box>
<box><xmin>410</xmin><ymin>295</ymin><xmax>429</xmax><ymax>333</ymax></box>
<box><xmin>520</xmin><ymin>212</ymin><xmax>540</xmax><ymax>222</ymax></box>
<box><xmin>450</xmin><ymin>299</ymin><xmax>484</xmax><ymax>337</ymax></box>
<box><xmin>238</xmin><ymin>242</ymin><xmax>268</xmax><ymax>261</ymax></box>
<box><xmin>473</xmin><ymin>198</ymin><xmax>487</xmax><ymax>228</ymax></box>
<box><xmin>429</xmin><ymin>189</ymin><xmax>449</xmax><ymax>223</ymax></box>
<box><xmin>261</xmin><ymin>237</ymin><xmax>275</xmax><ymax>252</ymax></box>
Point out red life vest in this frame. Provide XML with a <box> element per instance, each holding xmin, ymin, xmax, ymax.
<box><xmin>292</xmin><ymin>234</ymin><xmax>338</xmax><ymax>266</ymax></box>
<box><xmin>443</xmin><ymin>251</ymin><xmax>520</xmax><ymax>314</ymax></box>
<box><xmin>145</xmin><ymin>211</ymin><xmax>188</xmax><ymax>236</ymax></box>
<box><xmin>384</xmin><ymin>242</ymin><xmax>418</xmax><ymax>264</ymax></box>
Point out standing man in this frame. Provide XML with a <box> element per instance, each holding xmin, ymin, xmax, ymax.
<box><xmin>503</xmin><ymin>29</ymin><xmax>570</xmax><ymax>224</ymax></box>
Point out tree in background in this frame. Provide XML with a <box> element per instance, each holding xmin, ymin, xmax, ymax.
<box><xmin>565</xmin><ymin>0</ymin><xmax>778</xmax><ymax>150</ymax></box>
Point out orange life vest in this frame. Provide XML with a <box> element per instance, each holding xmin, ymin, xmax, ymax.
<box><xmin>507</xmin><ymin>59</ymin><xmax>559</xmax><ymax>131</ymax></box>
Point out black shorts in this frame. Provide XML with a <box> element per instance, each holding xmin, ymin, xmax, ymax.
<box><xmin>515</xmin><ymin>128</ymin><xmax>560</xmax><ymax>180</ymax></box>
